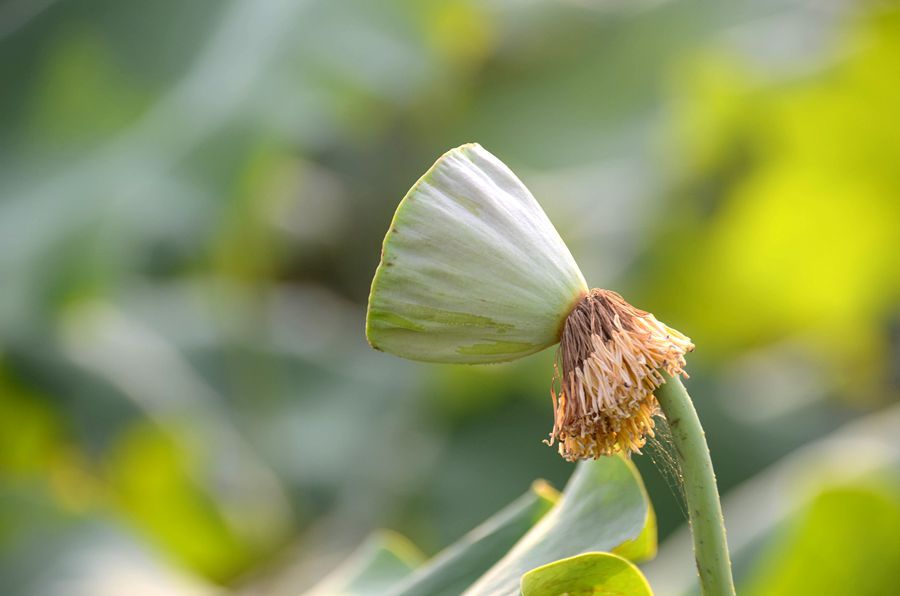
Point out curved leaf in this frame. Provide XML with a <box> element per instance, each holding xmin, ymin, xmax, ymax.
<box><xmin>612</xmin><ymin>501</ymin><xmax>658</xmax><ymax>563</ymax></box>
<box><xmin>521</xmin><ymin>552</ymin><xmax>653</xmax><ymax>596</ymax></box>
<box><xmin>464</xmin><ymin>455</ymin><xmax>655</xmax><ymax>595</ymax></box>
<box><xmin>390</xmin><ymin>481</ymin><xmax>558</xmax><ymax>596</ymax></box>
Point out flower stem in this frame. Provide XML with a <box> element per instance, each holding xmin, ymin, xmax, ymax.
<box><xmin>654</xmin><ymin>375</ymin><xmax>735</xmax><ymax>596</ymax></box>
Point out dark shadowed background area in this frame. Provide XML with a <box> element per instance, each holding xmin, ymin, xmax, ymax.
<box><xmin>2</xmin><ymin>0</ymin><xmax>899</xmax><ymax>594</ymax></box>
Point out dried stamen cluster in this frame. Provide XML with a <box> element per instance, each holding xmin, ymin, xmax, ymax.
<box><xmin>548</xmin><ymin>289</ymin><xmax>694</xmax><ymax>460</ymax></box>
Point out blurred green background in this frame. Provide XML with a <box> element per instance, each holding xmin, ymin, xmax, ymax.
<box><xmin>2</xmin><ymin>0</ymin><xmax>899</xmax><ymax>594</ymax></box>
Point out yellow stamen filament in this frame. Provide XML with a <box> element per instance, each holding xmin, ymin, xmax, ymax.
<box><xmin>547</xmin><ymin>289</ymin><xmax>694</xmax><ymax>461</ymax></box>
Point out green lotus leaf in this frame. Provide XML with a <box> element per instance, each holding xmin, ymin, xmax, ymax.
<box><xmin>366</xmin><ymin>143</ymin><xmax>588</xmax><ymax>363</ymax></box>
<box><xmin>391</xmin><ymin>481</ymin><xmax>559</xmax><ymax>596</ymax></box>
<box><xmin>464</xmin><ymin>455</ymin><xmax>654</xmax><ymax>595</ymax></box>
<box><xmin>520</xmin><ymin>552</ymin><xmax>653</xmax><ymax>596</ymax></box>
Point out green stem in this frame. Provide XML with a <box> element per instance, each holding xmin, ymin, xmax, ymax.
<box><xmin>654</xmin><ymin>376</ymin><xmax>735</xmax><ymax>596</ymax></box>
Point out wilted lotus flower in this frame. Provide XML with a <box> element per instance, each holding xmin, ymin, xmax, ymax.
<box><xmin>366</xmin><ymin>143</ymin><xmax>694</xmax><ymax>460</ymax></box>
<box><xmin>367</xmin><ymin>144</ymin><xmax>735</xmax><ymax>595</ymax></box>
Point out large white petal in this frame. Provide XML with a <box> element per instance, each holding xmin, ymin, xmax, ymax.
<box><xmin>366</xmin><ymin>143</ymin><xmax>588</xmax><ymax>363</ymax></box>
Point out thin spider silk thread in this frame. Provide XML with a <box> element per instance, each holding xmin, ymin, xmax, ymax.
<box><xmin>646</xmin><ymin>416</ymin><xmax>688</xmax><ymax>520</ymax></box>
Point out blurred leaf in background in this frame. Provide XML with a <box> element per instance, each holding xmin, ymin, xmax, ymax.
<box><xmin>305</xmin><ymin>531</ymin><xmax>424</xmax><ymax>596</ymax></box>
<box><xmin>744</xmin><ymin>482</ymin><xmax>900</xmax><ymax>596</ymax></box>
<box><xmin>649</xmin><ymin>5</ymin><xmax>900</xmax><ymax>406</ymax></box>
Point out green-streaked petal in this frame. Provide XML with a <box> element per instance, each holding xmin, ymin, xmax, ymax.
<box><xmin>366</xmin><ymin>143</ymin><xmax>588</xmax><ymax>363</ymax></box>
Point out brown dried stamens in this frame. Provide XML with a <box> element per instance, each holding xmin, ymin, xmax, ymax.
<box><xmin>547</xmin><ymin>289</ymin><xmax>694</xmax><ymax>460</ymax></box>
